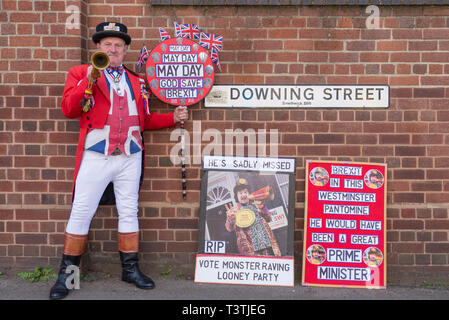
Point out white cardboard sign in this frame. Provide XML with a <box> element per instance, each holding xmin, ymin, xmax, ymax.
<box><xmin>195</xmin><ymin>254</ymin><xmax>294</xmax><ymax>287</ymax></box>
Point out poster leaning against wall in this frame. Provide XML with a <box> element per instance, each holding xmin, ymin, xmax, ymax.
<box><xmin>194</xmin><ymin>155</ymin><xmax>296</xmax><ymax>287</ymax></box>
<box><xmin>302</xmin><ymin>160</ymin><xmax>387</xmax><ymax>289</ymax></box>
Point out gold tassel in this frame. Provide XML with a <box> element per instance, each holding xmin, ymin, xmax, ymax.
<box><xmin>82</xmin><ymin>89</ymin><xmax>93</xmax><ymax>113</ymax></box>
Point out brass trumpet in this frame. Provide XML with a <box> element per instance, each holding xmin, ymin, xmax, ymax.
<box><xmin>90</xmin><ymin>51</ymin><xmax>110</xmax><ymax>80</ymax></box>
<box><xmin>82</xmin><ymin>52</ymin><xmax>110</xmax><ymax>113</ymax></box>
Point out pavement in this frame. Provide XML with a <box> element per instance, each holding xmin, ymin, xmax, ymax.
<box><xmin>1</xmin><ymin>268</ymin><xmax>448</xmax><ymax>302</ymax></box>
<box><xmin>0</xmin><ymin>269</ymin><xmax>447</xmax><ymax>318</ymax></box>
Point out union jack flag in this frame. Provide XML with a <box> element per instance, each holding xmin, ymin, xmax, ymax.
<box><xmin>199</xmin><ymin>32</ymin><xmax>223</xmax><ymax>52</ymax></box>
<box><xmin>159</xmin><ymin>27</ymin><xmax>172</xmax><ymax>41</ymax></box>
<box><xmin>211</xmin><ymin>47</ymin><xmax>222</xmax><ymax>72</ymax></box>
<box><xmin>174</xmin><ymin>22</ymin><xmax>181</xmax><ymax>37</ymax></box>
<box><xmin>136</xmin><ymin>46</ymin><xmax>149</xmax><ymax>71</ymax></box>
<box><xmin>175</xmin><ymin>23</ymin><xmax>200</xmax><ymax>40</ymax></box>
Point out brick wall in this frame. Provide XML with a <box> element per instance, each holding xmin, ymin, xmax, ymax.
<box><xmin>1</xmin><ymin>2</ymin><xmax>448</xmax><ymax>284</ymax></box>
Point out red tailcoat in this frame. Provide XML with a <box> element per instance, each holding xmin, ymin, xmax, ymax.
<box><xmin>61</xmin><ymin>64</ymin><xmax>175</xmax><ymax>204</ymax></box>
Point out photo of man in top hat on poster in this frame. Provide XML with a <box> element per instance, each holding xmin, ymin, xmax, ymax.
<box><xmin>199</xmin><ymin>170</ymin><xmax>293</xmax><ymax>258</ymax></box>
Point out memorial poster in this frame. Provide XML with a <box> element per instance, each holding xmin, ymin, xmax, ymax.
<box><xmin>195</xmin><ymin>155</ymin><xmax>296</xmax><ymax>287</ymax></box>
<box><xmin>302</xmin><ymin>160</ymin><xmax>387</xmax><ymax>289</ymax></box>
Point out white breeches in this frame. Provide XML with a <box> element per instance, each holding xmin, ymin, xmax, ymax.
<box><xmin>65</xmin><ymin>150</ymin><xmax>142</xmax><ymax>235</ymax></box>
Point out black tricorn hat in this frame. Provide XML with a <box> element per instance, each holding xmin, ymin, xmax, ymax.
<box><xmin>92</xmin><ymin>22</ymin><xmax>131</xmax><ymax>45</ymax></box>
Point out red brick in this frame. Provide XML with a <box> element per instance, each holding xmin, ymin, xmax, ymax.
<box><xmin>0</xmin><ymin>233</ymin><xmax>14</xmax><ymax>244</ymax></box>
<box><xmin>347</xmin><ymin>41</ymin><xmax>375</xmax><ymax>51</ymax></box>
<box><xmin>23</xmin><ymin>221</ymin><xmax>39</xmax><ymax>232</ymax></box>
<box><xmin>412</xmin><ymin>134</ymin><xmax>443</xmax><ymax>145</ymax></box>
<box><xmin>284</xmin><ymin>40</ymin><xmax>313</xmax><ymax>50</ymax></box>
<box><xmin>380</xmin><ymin>134</ymin><xmax>410</xmax><ymax>144</ymax></box>
<box><xmin>314</xmin><ymin>41</ymin><xmax>343</xmax><ymax>51</ymax></box>
<box><xmin>15</xmin><ymin>233</ymin><xmax>47</xmax><ymax>244</ymax></box>
<box><xmin>394</xmin><ymin>169</ymin><xmax>425</xmax><ymax>180</ymax></box>
<box><xmin>167</xmin><ymin>219</ymin><xmax>198</xmax><ymax>230</ymax></box>
<box><xmin>330</xmin><ymin>146</ymin><xmax>360</xmax><ymax>156</ymax></box>
<box><xmin>428</xmin><ymin>146</ymin><xmax>449</xmax><ymax>157</ymax></box>
<box><xmin>299</xmin><ymin>29</ymin><xmax>328</xmax><ymax>39</ymax></box>
<box><xmin>313</xmin><ymin>134</ymin><xmax>344</xmax><ymax>144</ymax></box>
<box><xmin>390</xmin><ymin>76</ymin><xmax>419</xmax><ymax>86</ymax></box>
<box><xmin>253</xmin><ymin>40</ymin><xmax>282</xmax><ymax>51</ymax></box>
<box><xmin>393</xmin><ymin>219</ymin><xmax>424</xmax><ymax>230</ymax></box>
<box><xmin>265</xmin><ymin>76</ymin><xmax>295</xmax><ymax>84</ymax></box>
<box><xmin>437</xmin><ymin>111</ymin><xmax>449</xmax><ymax>121</ymax></box>
<box><xmin>89</xmin><ymin>5</ymin><xmax>113</xmax><ymax>15</ymax></box>
<box><xmin>238</xmin><ymin>29</ymin><xmax>267</xmax><ymax>39</ymax></box>
<box><xmin>298</xmin><ymin>52</ymin><xmax>328</xmax><ymax>63</ymax></box>
<box><xmin>15</xmin><ymin>209</ymin><xmax>48</xmax><ymax>220</ymax></box>
<box><xmin>338</xmin><ymin>26</ymin><xmax>360</xmax><ymax>38</ymax></box>
<box><xmin>10</xmin><ymin>13</ymin><xmax>40</xmax><ymax>23</ymax></box>
<box><xmin>411</xmin><ymin>182</ymin><xmax>442</xmax><ymax>192</ymax></box>
<box><xmin>394</xmin><ymin>193</ymin><xmax>424</xmax><ymax>203</ymax></box>
<box><xmin>362</xmin><ymin>146</ymin><xmax>394</xmax><ymax>156</ymax></box>
<box><xmin>48</xmin><ymin>182</ymin><xmax>72</xmax><ymax>193</ymax></box>
<box><xmin>377</xmin><ymin>41</ymin><xmax>407</xmax><ymax>51</ymax></box>
<box><xmin>48</xmin><ymin>133</ymin><xmax>78</xmax><ymax>144</ymax></box>
<box><xmin>14</xmin><ymin>156</ymin><xmax>46</xmax><ymax>168</ymax></box>
<box><xmin>139</xmin><ymin>219</ymin><xmax>167</xmax><ymax>230</ymax></box>
<box><xmin>7</xmin><ymin>222</ymin><xmax>22</xmax><ymax>232</ymax></box>
<box><xmin>49</xmin><ymin>156</ymin><xmax>77</xmax><ymax>168</ymax></box>
<box><xmin>268</xmin><ymin>28</ymin><xmax>297</xmax><ymax>39</ymax></box>
<box><xmin>390</xmin><ymin>52</ymin><xmax>420</xmax><ymax>62</ymax></box>
<box><xmin>267</xmin><ymin>52</ymin><xmax>297</xmax><ymax>62</ymax></box>
<box><xmin>346</xmin><ymin>134</ymin><xmax>377</xmax><ymax>145</ymax></box>
<box><xmin>423</xmin><ymin>29</ymin><xmax>449</xmax><ymax>39</ymax></box>
<box><xmin>395</xmin><ymin>146</ymin><xmax>426</xmax><ymax>157</ymax></box>
<box><xmin>297</xmin><ymin>145</ymin><xmax>328</xmax><ymax>156</ymax></box>
<box><xmin>140</xmin><ymin>242</ymin><xmax>166</xmax><ymax>253</ymax></box>
<box><xmin>429</xmin><ymin>123</ymin><xmax>449</xmax><ymax>134</ymax></box>
<box><xmin>363</xmin><ymin>122</ymin><xmax>394</xmax><ymax>133</ymax></box>
<box><xmin>167</xmin><ymin>242</ymin><xmax>197</xmax><ymax>253</ymax></box>
<box><xmin>409</xmin><ymin>41</ymin><xmax>438</xmax><ymax>51</ymax></box>
<box><xmin>15</xmin><ymin>181</ymin><xmax>48</xmax><ymax>192</ymax></box>
<box><xmin>9</xmin><ymin>36</ymin><xmax>41</xmax><ymax>47</ymax></box>
<box><xmin>236</xmin><ymin>52</ymin><xmax>266</xmax><ymax>62</ymax></box>
<box><xmin>425</xmin><ymin>243</ymin><xmax>449</xmax><ymax>254</ymax></box>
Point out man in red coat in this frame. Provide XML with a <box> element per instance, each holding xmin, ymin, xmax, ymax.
<box><xmin>50</xmin><ymin>22</ymin><xmax>188</xmax><ymax>299</ymax></box>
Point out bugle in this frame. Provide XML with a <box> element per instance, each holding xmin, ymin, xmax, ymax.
<box><xmin>90</xmin><ymin>51</ymin><xmax>110</xmax><ymax>81</ymax></box>
<box><xmin>82</xmin><ymin>51</ymin><xmax>110</xmax><ymax>112</ymax></box>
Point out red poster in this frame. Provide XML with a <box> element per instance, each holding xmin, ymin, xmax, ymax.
<box><xmin>302</xmin><ymin>160</ymin><xmax>387</xmax><ymax>289</ymax></box>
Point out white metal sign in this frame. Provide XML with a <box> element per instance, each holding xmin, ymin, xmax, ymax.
<box><xmin>203</xmin><ymin>155</ymin><xmax>295</xmax><ymax>173</ymax></box>
<box><xmin>205</xmin><ymin>85</ymin><xmax>389</xmax><ymax>109</ymax></box>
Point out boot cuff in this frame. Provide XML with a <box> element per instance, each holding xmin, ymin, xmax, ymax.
<box><xmin>118</xmin><ymin>231</ymin><xmax>139</xmax><ymax>253</ymax></box>
<box><xmin>63</xmin><ymin>232</ymin><xmax>87</xmax><ymax>256</ymax></box>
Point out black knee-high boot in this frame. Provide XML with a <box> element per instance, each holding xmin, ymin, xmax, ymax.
<box><xmin>120</xmin><ymin>251</ymin><xmax>155</xmax><ymax>289</ymax></box>
<box><xmin>49</xmin><ymin>254</ymin><xmax>82</xmax><ymax>299</ymax></box>
<box><xmin>118</xmin><ymin>231</ymin><xmax>155</xmax><ymax>290</ymax></box>
<box><xmin>49</xmin><ymin>232</ymin><xmax>87</xmax><ymax>300</ymax></box>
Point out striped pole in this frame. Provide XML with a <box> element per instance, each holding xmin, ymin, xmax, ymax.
<box><xmin>180</xmin><ymin>117</ymin><xmax>187</xmax><ymax>200</ymax></box>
